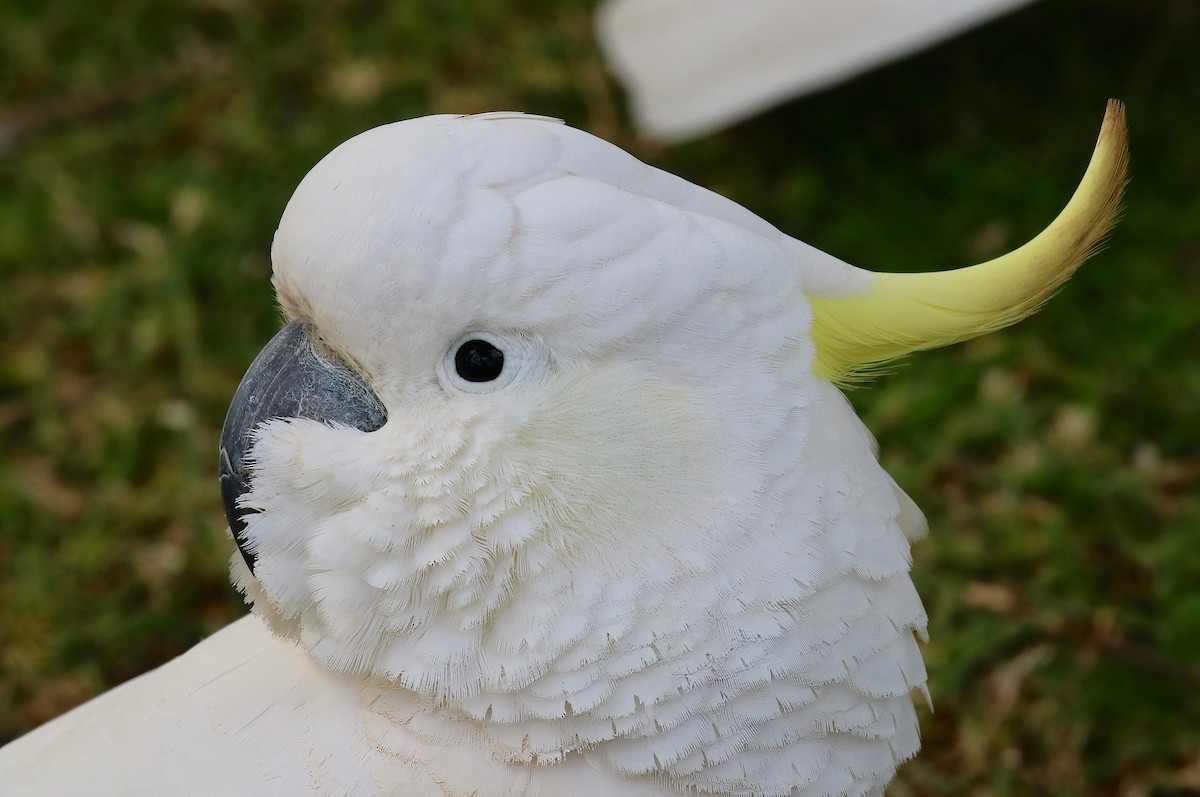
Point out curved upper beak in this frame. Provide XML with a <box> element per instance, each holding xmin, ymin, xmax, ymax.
<box><xmin>218</xmin><ymin>320</ymin><xmax>388</xmax><ymax>573</ymax></box>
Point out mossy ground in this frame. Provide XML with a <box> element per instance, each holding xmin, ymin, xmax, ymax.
<box><xmin>1</xmin><ymin>1</ymin><xmax>1197</xmax><ymax>793</ymax></box>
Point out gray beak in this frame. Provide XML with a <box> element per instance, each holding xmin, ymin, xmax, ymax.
<box><xmin>219</xmin><ymin>320</ymin><xmax>388</xmax><ymax>573</ymax></box>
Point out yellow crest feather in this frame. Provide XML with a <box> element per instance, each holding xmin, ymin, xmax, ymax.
<box><xmin>810</xmin><ymin>100</ymin><xmax>1129</xmax><ymax>385</ymax></box>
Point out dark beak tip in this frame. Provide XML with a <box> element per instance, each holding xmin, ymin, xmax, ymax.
<box><xmin>219</xmin><ymin>448</ymin><xmax>258</xmax><ymax>574</ymax></box>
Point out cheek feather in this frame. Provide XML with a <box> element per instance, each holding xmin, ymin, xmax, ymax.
<box><xmin>514</xmin><ymin>365</ymin><xmax>757</xmax><ymax>564</ymax></box>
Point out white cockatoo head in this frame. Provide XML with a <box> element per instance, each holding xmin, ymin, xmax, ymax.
<box><xmin>220</xmin><ymin>105</ymin><xmax>1127</xmax><ymax>795</ymax></box>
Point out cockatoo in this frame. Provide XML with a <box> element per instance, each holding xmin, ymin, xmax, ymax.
<box><xmin>0</xmin><ymin>102</ymin><xmax>1127</xmax><ymax>796</ymax></box>
<box><xmin>597</xmin><ymin>0</ymin><xmax>1039</xmax><ymax>141</ymax></box>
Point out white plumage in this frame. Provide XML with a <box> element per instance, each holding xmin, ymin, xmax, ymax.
<box><xmin>597</xmin><ymin>0</ymin><xmax>1038</xmax><ymax>141</ymax></box>
<box><xmin>0</xmin><ymin>106</ymin><xmax>1127</xmax><ymax>795</ymax></box>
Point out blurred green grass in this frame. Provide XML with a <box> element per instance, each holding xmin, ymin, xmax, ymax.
<box><xmin>1</xmin><ymin>0</ymin><xmax>1197</xmax><ymax>793</ymax></box>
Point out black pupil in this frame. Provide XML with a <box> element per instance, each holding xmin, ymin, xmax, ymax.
<box><xmin>455</xmin><ymin>339</ymin><xmax>505</xmax><ymax>382</ymax></box>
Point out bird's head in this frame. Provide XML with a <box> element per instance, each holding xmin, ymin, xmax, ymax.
<box><xmin>218</xmin><ymin>106</ymin><xmax>1126</xmax><ymax>785</ymax></box>
<box><xmin>223</xmin><ymin>113</ymin><xmax>823</xmax><ymax>692</ymax></box>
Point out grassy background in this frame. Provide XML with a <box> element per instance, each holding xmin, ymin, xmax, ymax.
<box><xmin>1</xmin><ymin>0</ymin><xmax>1197</xmax><ymax>793</ymax></box>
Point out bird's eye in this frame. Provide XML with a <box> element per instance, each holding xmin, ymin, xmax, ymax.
<box><xmin>440</xmin><ymin>331</ymin><xmax>544</xmax><ymax>395</ymax></box>
<box><xmin>454</xmin><ymin>339</ymin><xmax>505</xmax><ymax>382</ymax></box>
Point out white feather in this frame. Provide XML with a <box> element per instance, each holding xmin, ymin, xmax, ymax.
<box><xmin>597</xmin><ymin>0</ymin><xmax>1038</xmax><ymax>141</ymax></box>
<box><xmin>1</xmin><ymin>113</ymin><xmax>934</xmax><ymax>795</ymax></box>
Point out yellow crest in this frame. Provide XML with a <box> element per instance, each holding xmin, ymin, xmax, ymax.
<box><xmin>810</xmin><ymin>100</ymin><xmax>1129</xmax><ymax>385</ymax></box>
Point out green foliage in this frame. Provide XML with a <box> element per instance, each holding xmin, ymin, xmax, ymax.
<box><xmin>1</xmin><ymin>0</ymin><xmax>1196</xmax><ymax>793</ymax></box>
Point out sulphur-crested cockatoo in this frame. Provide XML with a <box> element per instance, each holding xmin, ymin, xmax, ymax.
<box><xmin>598</xmin><ymin>0</ymin><xmax>1039</xmax><ymax>141</ymax></box>
<box><xmin>0</xmin><ymin>102</ymin><xmax>1127</xmax><ymax>796</ymax></box>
